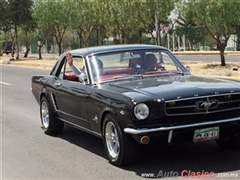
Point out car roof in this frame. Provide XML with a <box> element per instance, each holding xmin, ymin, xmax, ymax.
<box><xmin>69</xmin><ymin>44</ymin><xmax>168</xmax><ymax>56</ymax></box>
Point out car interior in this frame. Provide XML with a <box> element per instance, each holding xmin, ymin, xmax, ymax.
<box><xmin>62</xmin><ymin>51</ymin><xmax>178</xmax><ymax>83</ymax></box>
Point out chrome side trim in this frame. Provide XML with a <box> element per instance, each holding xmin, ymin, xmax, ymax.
<box><xmin>59</xmin><ymin>118</ymin><xmax>102</xmax><ymax>138</ymax></box>
<box><xmin>124</xmin><ymin>116</ymin><xmax>240</xmax><ymax>135</ymax></box>
<box><xmin>60</xmin><ymin>111</ymin><xmax>88</xmax><ymax>122</ymax></box>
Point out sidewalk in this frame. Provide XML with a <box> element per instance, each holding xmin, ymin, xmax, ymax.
<box><xmin>0</xmin><ymin>54</ymin><xmax>57</xmax><ymax>69</ymax></box>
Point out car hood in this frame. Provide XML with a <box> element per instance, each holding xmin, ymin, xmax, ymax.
<box><xmin>107</xmin><ymin>75</ymin><xmax>240</xmax><ymax>101</ymax></box>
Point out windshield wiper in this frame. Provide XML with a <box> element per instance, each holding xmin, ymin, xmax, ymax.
<box><xmin>169</xmin><ymin>71</ymin><xmax>185</xmax><ymax>76</ymax></box>
<box><xmin>113</xmin><ymin>74</ymin><xmax>144</xmax><ymax>80</ymax></box>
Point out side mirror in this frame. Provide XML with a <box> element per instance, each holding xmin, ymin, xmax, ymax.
<box><xmin>184</xmin><ymin>65</ymin><xmax>190</xmax><ymax>72</ymax></box>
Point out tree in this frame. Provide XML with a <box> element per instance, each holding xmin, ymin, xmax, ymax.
<box><xmin>151</xmin><ymin>0</ymin><xmax>175</xmax><ymax>46</ymax></box>
<box><xmin>0</xmin><ymin>0</ymin><xmax>14</xmax><ymax>56</ymax></box>
<box><xmin>175</xmin><ymin>2</ymin><xmax>205</xmax><ymax>50</ymax></box>
<box><xmin>32</xmin><ymin>1</ymin><xmax>52</xmax><ymax>59</ymax></box>
<box><xmin>120</xmin><ymin>0</ymin><xmax>175</xmax><ymax>46</ymax></box>
<box><xmin>19</xmin><ymin>16</ymin><xmax>37</xmax><ymax>57</ymax></box>
<box><xmin>0</xmin><ymin>0</ymin><xmax>9</xmax><ymax>33</ymax></box>
<box><xmin>233</xmin><ymin>24</ymin><xmax>240</xmax><ymax>51</ymax></box>
<box><xmin>125</xmin><ymin>1</ymin><xmax>155</xmax><ymax>44</ymax></box>
<box><xmin>4</xmin><ymin>0</ymin><xmax>34</xmax><ymax>60</ymax></box>
<box><xmin>171</xmin><ymin>26</ymin><xmax>207</xmax><ymax>50</ymax></box>
<box><xmin>103</xmin><ymin>0</ymin><xmax>131</xmax><ymax>44</ymax></box>
<box><xmin>179</xmin><ymin>0</ymin><xmax>240</xmax><ymax>66</ymax></box>
<box><xmin>33</xmin><ymin>0</ymin><xmax>74</xmax><ymax>55</ymax></box>
<box><xmin>75</xmin><ymin>0</ymin><xmax>99</xmax><ymax>47</ymax></box>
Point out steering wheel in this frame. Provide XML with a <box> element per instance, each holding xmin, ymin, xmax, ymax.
<box><xmin>144</xmin><ymin>63</ymin><xmax>165</xmax><ymax>72</ymax></box>
<box><xmin>132</xmin><ymin>64</ymin><xmax>143</xmax><ymax>74</ymax></box>
<box><xmin>154</xmin><ymin>63</ymin><xmax>165</xmax><ymax>71</ymax></box>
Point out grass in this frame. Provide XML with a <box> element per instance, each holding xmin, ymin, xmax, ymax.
<box><xmin>181</xmin><ymin>61</ymin><xmax>240</xmax><ymax>80</ymax></box>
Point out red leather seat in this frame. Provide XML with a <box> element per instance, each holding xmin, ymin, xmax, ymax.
<box><xmin>102</xmin><ymin>67</ymin><xmax>134</xmax><ymax>75</ymax></box>
<box><xmin>64</xmin><ymin>71</ymin><xmax>79</xmax><ymax>81</ymax></box>
<box><xmin>129</xmin><ymin>58</ymin><xmax>143</xmax><ymax>68</ymax></box>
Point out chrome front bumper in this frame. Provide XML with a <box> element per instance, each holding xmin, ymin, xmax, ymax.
<box><xmin>124</xmin><ymin>116</ymin><xmax>240</xmax><ymax>135</ymax></box>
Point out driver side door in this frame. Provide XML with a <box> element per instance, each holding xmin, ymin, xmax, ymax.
<box><xmin>55</xmin><ymin>56</ymin><xmax>90</xmax><ymax>128</ymax></box>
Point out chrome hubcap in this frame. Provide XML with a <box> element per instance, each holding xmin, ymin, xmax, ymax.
<box><xmin>41</xmin><ymin>101</ymin><xmax>49</xmax><ymax>128</ymax></box>
<box><xmin>105</xmin><ymin>122</ymin><xmax>120</xmax><ymax>159</ymax></box>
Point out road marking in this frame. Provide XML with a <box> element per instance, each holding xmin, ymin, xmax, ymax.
<box><xmin>0</xmin><ymin>81</ymin><xmax>11</xmax><ymax>85</ymax></box>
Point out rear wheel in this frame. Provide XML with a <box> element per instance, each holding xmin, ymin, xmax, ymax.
<box><xmin>103</xmin><ymin>113</ymin><xmax>139</xmax><ymax>166</ymax></box>
<box><xmin>40</xmin><ymin>96</ymin><xmax>64</xmax><ymax>135</ymax></box>
<box><xmin>216</xmin><ymin>135</ymin><xmax>240</xmax><ymax>149</ymax></box>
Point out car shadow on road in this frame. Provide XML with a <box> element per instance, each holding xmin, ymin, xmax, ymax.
<box><xmin>56</xmin><ymin>124</ymin><xmax>240</xmax><ymax>178</ymax></box>
<box><xmin>56</xmin><ymin>124</ymin><xmax>106</xmax><ymax>158</ymax></box>
<box><xmin>124</xmin><ymin>141</ymin><xmax>240</xmax><ymax>178</ymax></box>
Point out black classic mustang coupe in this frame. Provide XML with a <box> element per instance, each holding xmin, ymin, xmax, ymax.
<box><xmin>32</xmin><ymin>44</ymin><xmax>240</xmax><ymax>166</ymax></box>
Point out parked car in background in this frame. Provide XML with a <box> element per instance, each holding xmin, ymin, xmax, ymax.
<box><xmin>1</xmin><ymin>41</ymin><xmax>15</xmax><ymax>55</ymax></box>
<box><xmin>31</xmin><ymin>44</ymin><xmax>240</xmax><ymax>166</ymax></box>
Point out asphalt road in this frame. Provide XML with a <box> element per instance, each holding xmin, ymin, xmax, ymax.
<box><xmin>175</xmin><ymin>55</ymin><xmax>240</xmax><ymax>62</ymax></box>
<box><xmin>1</xmin><ymin>66</ymin><xmax>240</xmax><ymax>180</ymax></box>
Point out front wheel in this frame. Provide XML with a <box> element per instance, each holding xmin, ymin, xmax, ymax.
<box><xmin>103</xmin><ymin>114</ymin><xmax>139</xmax><ymax>166</ymax></box>
<box><xmin>40</xmin><ymin>96</ymin><xmax>64</xmax><ymax>135</ymax></box>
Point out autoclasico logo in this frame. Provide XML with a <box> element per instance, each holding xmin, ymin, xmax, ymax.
<box><xmin>141</xmin><ymin>170</ymin><xmax>239</xmax><ymax>178</ymax></box>
<box><xmin>181</xmin><ymin>170</ymin><xmax>215</xmax><ymax>178</ymax></box>
<box><xmin>157</xmin><ymin>170</ymin><xmax>215</xmax><ymax>178</ymax></box>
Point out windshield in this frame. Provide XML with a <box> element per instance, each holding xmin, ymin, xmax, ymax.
<box><xmin>87</xmin><ymin>49</ymin><xmax>185</xmax><ymax>84</ymax></box>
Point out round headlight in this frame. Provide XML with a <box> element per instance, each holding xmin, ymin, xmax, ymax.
<box><xmin>134</xmin><ymin>103</ymin><xmax>149</xmax><ymax>120</ymax></box>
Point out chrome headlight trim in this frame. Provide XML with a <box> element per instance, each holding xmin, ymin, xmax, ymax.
<box><xmin>134</xmin><ymin>103</ymin><xmax>149</xmax><ymax>120</ymax></box>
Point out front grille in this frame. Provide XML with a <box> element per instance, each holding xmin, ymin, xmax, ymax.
<box><xmin>133</xmin><ymin>109</ymin><xmax>240</xmax><ymax>129</ymax></box>
<box><xmin>165</xmin><ymin>93</ymin><xmax>240</xmax><ymax>116</ymax></box>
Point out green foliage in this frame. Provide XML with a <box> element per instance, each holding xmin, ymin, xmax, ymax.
<box><xmin>181</xmin><ymin>0</ymin><xmax>240</xmax><ymax>39</ymax></box>
<box><xmin>33</xmin><ymin>0</ymin><xmax>75</xmax><ymax>54</ymax></box>
<box><xmin>8</xmin><ymin>0</ymin><xmax>33</xmax><ymax>25</ymax></box>
<box><xmin>0</xmin><ymin>0</ymin><xmax>33</xmax><ymax>31</ymax></box>
<box><xmin>170</xmin><ymin>26</ymin><xmax>207</xmax><ymax>48</ymax></box>
<box><xmin>3</xmin><ymin>0</ymin><xmax>239</xmax><ymax>55</ymax></box>
<box><xmin>0</xmin><ymin>0</ymin><xmax>11</xmax><ymax>32</ymax></box>
<box><xmin>0</xmin><ymin>0</ymin><xmax>34</xmax><ymax>59</ymax></box>
<box><xmin>98</xmin><ymin>0</ymin><xmax>174</xmax><ymax>44</ymax></box>
<box><xmin>178</xmin><ymin>0</ymin><xmax>240</xmax><ymax>65</ymax></box>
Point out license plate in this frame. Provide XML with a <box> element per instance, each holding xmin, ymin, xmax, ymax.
<box><xmin>193</xmin><ymin>127</ymin><xmax>219</xmax><ymax>142</ymax></box>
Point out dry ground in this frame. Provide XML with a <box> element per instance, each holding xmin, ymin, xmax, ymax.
<box><xmin>181</xmin><ymin>61</ymin><xmax>240</xmax><ymax>80</ymax></box>
<box><xmin>1</xmin><ymin>54</ymin><xmax>240</xmax><ymax>80</ymax></box>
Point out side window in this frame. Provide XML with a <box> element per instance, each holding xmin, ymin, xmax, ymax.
<box><xmin>59</xmin><ymin>63</ymin><xmax>65</xmax><ymax>80</ymax></box>
<box><xmin>158</xmin><ymin>52</ymin><xmax>178</xmax><ymax>71</ymax></box>
<box><xmin>65</xmin><ymin>57</ymin><xmax>84</xmax><ymax>72</ymax></box>
<box><xmin>60</xmin><ymin>56</ymin><xmax>85</xmax><ymax>82</ymax></box>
